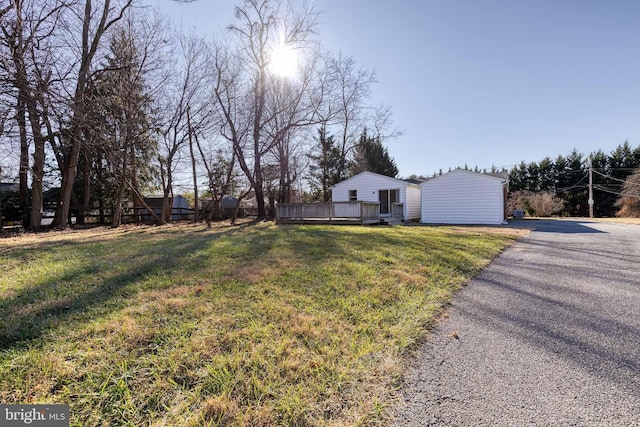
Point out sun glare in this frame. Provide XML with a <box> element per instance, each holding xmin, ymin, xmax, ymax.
<box><xmin>269</xmin><ymin>43</ymin><xmax>298</xmax><ymax>78</ymax></box>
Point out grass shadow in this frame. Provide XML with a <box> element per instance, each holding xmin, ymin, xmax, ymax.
<box><xmin>0</xmin><ymin>224</ymin><xmax>258</xmax><ymax>351</ymax></box>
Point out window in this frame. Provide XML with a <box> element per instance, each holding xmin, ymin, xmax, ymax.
<box><xmin>349</xmin><ymin>190</ymin><xmax>357</xmax><ymax>201</ymax></box>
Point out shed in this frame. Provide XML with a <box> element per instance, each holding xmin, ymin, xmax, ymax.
<box><xmin>220</xmin><ymin>195</ymin><xmax>239</xmax><ymax>218</ymax></box>
<box><xmin>0</xmin><ymin>182</ymin><xmax>19</xmax><ymax>193</ymax></box>
<box><xmin>141</xmin><ymin>195</ymin><xmax>191</xmax><ymax>221</ymax></box>
<box><xmin>331</xmin><ymin>171</ymin><xmax>421</xmax><ymax>222</ymax></box>
<box><xmin>420</xmin><ymin>169</ymin><xmax>507</xmax><ymax>225</ymax></box>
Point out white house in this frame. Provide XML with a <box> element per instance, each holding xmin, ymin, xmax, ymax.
<box><xmin>420</xmin><ymin>169</ymin><xmax>507</xmax><ymax>225</ymax></box>
<box><xmin>331</xmin><ymin>171</ymin><xmax>421</xmax><ymax>222</ymax></box>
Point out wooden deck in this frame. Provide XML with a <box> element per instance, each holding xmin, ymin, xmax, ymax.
<box><xmin>276</xmin><ymin>202</ymin><xmax>382</xmax><ymax>225</ymax></box>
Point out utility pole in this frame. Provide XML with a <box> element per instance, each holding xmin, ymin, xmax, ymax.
<box><xmin>588</xmin><ymin>156</ymin><xmax>594</xmax><ymax>218</ymax></box>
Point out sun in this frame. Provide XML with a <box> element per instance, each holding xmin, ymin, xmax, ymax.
<box><xmin>269</xmin><ymin>42</ymin><xmax>298</xmax><ymax>78</ymax></box>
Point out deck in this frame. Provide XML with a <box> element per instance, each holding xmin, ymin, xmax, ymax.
<box><xmin>276</xmin><ymin>202</ymin><xmax>382</xmax><ymax>225</ymax></box>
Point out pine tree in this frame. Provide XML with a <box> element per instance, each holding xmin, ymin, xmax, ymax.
<box><xmin>307</xmin><ymin>126</ymin><xmax>342</xmax><ymax>201</ymax></box>
<box><xmin>350</xmin><ymin>129</ymin><xmax>398</xmax><ymax>178</ymax></box>
<box><xmin>91</xmin><ymin>27</ymin><xmax>157</xmax><ymax>226</ymax></box>
<box><xmin>537</xmin><ymin>157</ymin><xmax>555</xmax><ymax>191</ymax></box>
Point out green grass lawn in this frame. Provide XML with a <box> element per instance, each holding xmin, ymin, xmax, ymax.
<box><xmin>0</xmin><ymin>222</ymin><xmax>518</xmax><ymax>426</ymax></box>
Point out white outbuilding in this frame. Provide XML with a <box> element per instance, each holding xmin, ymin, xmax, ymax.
<box><xmin>420</xmin><ymin>169</ymin><xmax>508</xmax><ymax>225</ymax></box>
<box><xmin>331</xmin><ymin>171</ymin><xmax>421</xmax><ymax>222</ymax></box>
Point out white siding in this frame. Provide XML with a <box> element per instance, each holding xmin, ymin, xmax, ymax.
<box><xmin>332</xmin><ymin>172</ymin><xmax>389</xmax><ymax>203</ymax></box>
<box><xmin>405</xmin><ymin>185</ymin><xmax>421</xmax><ymax>220</ymax></box>
<box><xmin>331</xmin><ymin>171</ymin><xmax>421</xmax><ymax>220</ymax></box>
<box><xmin>421</xmin><ymin>170</ymin><xmax>505</xmax><ymax>225</ymax></box>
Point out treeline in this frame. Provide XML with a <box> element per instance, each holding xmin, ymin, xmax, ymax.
<box><xmin>0</xmin><ymin>0</ymin><xmax>398</xmax><ymax>230</ymax></box>
<box><xmin>508</xmin><ymin>141</ymin><xmax>640</xmax><ymax>217</ymax></box>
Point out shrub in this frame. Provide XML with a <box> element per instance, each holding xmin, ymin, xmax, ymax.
<box><xmin>509</xmin><ymin>191</ymin><xmax>564</xmax><ymax>217</ymax></box>
<box><xmin>616</xmin><ymin>168</ymin><xmax>640</xmax><ymax>217</ymax></box>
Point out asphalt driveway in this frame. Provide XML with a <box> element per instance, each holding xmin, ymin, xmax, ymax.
<box><xmin>394</xmin><ymin>219</ymin><xmax>640</xmax><ymax>426</ymax></box>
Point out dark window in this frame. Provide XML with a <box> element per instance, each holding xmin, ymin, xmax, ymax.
<box><xmin>349</xmin><ymin>190</ymin><xmax>357</xmax><ymax>201</ymax></box>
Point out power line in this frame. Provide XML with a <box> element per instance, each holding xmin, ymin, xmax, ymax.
<box><xmin>593</xmin><ymin>185</ymin><xmax>640</xmax><ymax>199</ymax></box>
<box><xmin>592</xmin><ymin>169</ymin><xmax>640</xmax><ymax>187</ymax></box>
<box><xmin>555</xmin><ymin>184</ymin><xmax>588</xmax><ymax>192</ymax></box>
<box><xmin>592</xmin><ymin>167</ymin><xmax>639</xmax><ymax>172</ymax></box>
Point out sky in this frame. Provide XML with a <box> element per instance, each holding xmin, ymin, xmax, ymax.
<box><xmin>148</xmin><ymin>0</ymin><xmax>640</xmax><ymax>178</ymax></box>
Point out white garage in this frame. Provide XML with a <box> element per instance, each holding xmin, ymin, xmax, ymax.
<box><xmin>420</xmin><ymin>169</ymin><xmax>508</xmax><ymax>225</ymax></box>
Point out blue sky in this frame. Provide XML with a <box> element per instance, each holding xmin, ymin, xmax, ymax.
<box><xmin>150</xmin><ymin>0</ymin><xmax>640</xmax><ymax>178</ymax></box>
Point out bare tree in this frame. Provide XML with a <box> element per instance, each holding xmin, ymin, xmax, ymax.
<box><xmin>313</xmin><ymin>52</ymin><xmax>399</xmax><ymax>183</ymax></box>
<box><xmin>194</xmin><ymin>138</ymin><xmax>244</xmax><ymax>226</ymax></box>
<box><xmin>321</xmin><ymin>53</ymin><xmax>375</xmax><ymax>181</ymax></box>
<box><xmin>615</xmin><ymin>168</ymin><xmax>640</xmax><ymax>217</ymax></box>
<box><xmin>156</xmin><ymin>31</ymin><xmax>212</xmax><ymax>224</ymax></box>
<box><xmin>211</xmin><ymin>0</ymin><xmax>318</xmax><ymax>219</ymax></box>
<box><xmin>264</xmin><ymin>72</ymin><xmax>320</xmax><ymax>206</ymax></box>
<box><xmin>52</xmin><ymin>0</ymin><xmax>133</xmax><ymax>229</ymax></box>
<box><xmin>0</xmin><ymin>0</ymin><xmax>67</xmax><ymax>228</ymax></box>
<box><xmin>509</xmin><ymin>191</ymin><xmax>564</xmax><ymax>217</ymax></box>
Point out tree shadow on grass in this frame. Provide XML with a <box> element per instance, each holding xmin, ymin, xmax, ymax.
<box><xmin>0</xmin><ymin>222</ymin><xmax>508</xmax><ymax>352</ymax></box>
<box><xmin>0</xmin><ymin>223</ymin><xmax>267</xmax><ymax>351</ymax></box>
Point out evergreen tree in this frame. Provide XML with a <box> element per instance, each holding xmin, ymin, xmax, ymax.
<box><xmin>350</xmin><ymin>129</ymin><xmax>398</xmax><ymax>178</ymax></box>
<box><xmin>307</xmin><ymin>126</ymin><xmax>342</xmax><ymax>201</ymax></box>
<box><xmin>560</xmin><ymin>149</ymin><xmax>587</xmax><ymax>216</ymax></box>
<box><xmin>91</xmin><ymin>27</ymin><xmax>157</xmax><ymax>226</ymax></box>
<box><xmin>526</xmin><ymin>161</ymin><xmax>540</xmax><ymax>192</ymax></box>
<box><xmin>508</xmin><ymin>142</ymin><xmax>640</xmax><ymax>217</ymax></box>
<box><xmin>590</xmin><ymin>149</ymin><xmax>615</xmax><ymax>217</ymax></box>
<box><xmin>554</xmin><ymin>154</ymin><xmax>568</xmax><ymax>190</ymax></box>
<box><xmin>508</xmin><ymin>161</ymin><xmax>528</xmax><ymax>192</ymax></box>
<box><xmin>537</xmin><ymin>157</ymin><xmax>555</xmax><ymax>191</ymax></box>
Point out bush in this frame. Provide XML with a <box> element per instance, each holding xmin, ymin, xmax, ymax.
<box><xmin>509</xmin><ymin>191</ymin><xmax>564</xmax><ymax>217</ymax></box>
<box><xmin>616</xmin><ymin>168</ymin><xmax>640</xmax><ymax>217</ymax></box>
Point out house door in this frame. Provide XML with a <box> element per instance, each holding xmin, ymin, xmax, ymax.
<box><xmin>379</xmin><ymin>189</ymin><xmax>399</xmax><ymax>215</ymax></box>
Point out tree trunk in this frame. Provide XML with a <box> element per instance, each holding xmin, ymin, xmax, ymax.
<box><xmin>77</xmin><ymin>147</ymin><xmax>91</xmax><ymax>224</ymax></box>
<box><xmin>254</xmin><ymin>160</ymin><xmax>266</xmax><ymax>219</ymax></box>
<box><xmin>97</xmin><ymin>152</ymin><xmax>105</xmax><ymax>224</ymax></box>
<box><xmin>158</xmin><ymin>158</ymin><xmax>171</xmax><ymax>224</ymax></box>
<box><xmin>187</xmin><ymin>106</ymin><xmax>199</xmax><ymax>223</ymax></box>
<box><xmin>16</xmin><ymin>98</ymin><xmax>29</xmax><ymax>227</ymax></box>
<box><xmin>253</xmin><ymin>63</ymin><xmax>267</xmax><ymax>219</ymax></box>
<box><xmin>129</xmin><ymin>144</ymin><xmax>143</xmax><ymax>208</ymax></box>
<box><xmin>111</xmin><ymin>143</ymin><xmax>128</xmax><ymax>228</ymax></box>
<box><xmin>111</xmin><ymin>185</ymin><xmax>125</xmax><ymax>228</ymax></box>
<box><xmin>54</xmin><ymin>129</ymin><xmax>82</xmax><ymax>228</ymax></box>
<box><xmin>26</xmin><ymin>101</ymin><xmax>45</xmax><ymax>228</ymax></box>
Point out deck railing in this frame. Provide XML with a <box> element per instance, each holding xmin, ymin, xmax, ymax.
<box><xmin>276</xmin><ymin>201</ymin><xmax>380</xmax><ymax>224</ymax></box>
<box><xmin>392</xmin><ymin>202</ymin><xmax>404</xmax><ymax>218</ymax></box>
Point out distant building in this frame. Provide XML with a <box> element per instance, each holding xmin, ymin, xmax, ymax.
<box><xmin>140</xmin><ymin>195</ymin><xmax>191</xmax><ymax>221</ymax></box>
<box><xmin>0</xmin><ymin>182</ymin><xmax>19</xmax><ymax>193</ymax></box>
